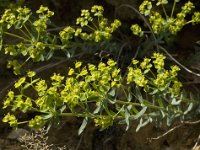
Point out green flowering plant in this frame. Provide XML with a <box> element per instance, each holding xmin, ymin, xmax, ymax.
<box><xmin>0</xmin><ymin>5</ymin><xmax>55</xmax><ymax>58</ymax></box>
<box><xmin>0</xmin><ymin>5</ymin><xmax>121</xmax><ymax>75</ymax></box>
<box><xmin>131</xmin><ymin>1</ymin><xmax>200</xmax><ymax>39</ymax></box>
<box><xmin>2</xmin><ymin>53</ymin><xmax>196</xmax><ymax>132</ymax></box>
<box><xmin>59</xmin><ymin>5</ymin><xmax>121</xmax><ymax>43</ymax></box>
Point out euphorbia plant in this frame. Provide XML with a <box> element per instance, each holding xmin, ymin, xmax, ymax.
<box><xmin>0</xmin><ymin>5</ymin><xmax>121</xmax><ymax>74</ymax></box>
<box><xmin>0</xmin><ymin>2</ymin><xmax>199</xmax><ymax>135</ymax></box>
<box><xmin>131</xmin><ymin>0</ymin><xmax>200</xmax><ymax>44</ymax></box>
<box><xmin>2</xmin><ymin>53</ymin><xmax>195</xmax><ymax>133</ymax></box>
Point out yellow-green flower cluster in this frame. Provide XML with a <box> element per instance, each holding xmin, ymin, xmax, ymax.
<box><xmin>127</xmin><ymin>57</ymin><xmax>152</xmax><ymax>87</ymax></box>
<box><xmin>0</xmin><ymin>6</ymin><xmax>54</xmax><ymax>32</ymax></box>
<box><xmin>151</xmin><ymin>54</ymin><xmax>181</xmax><ymax>93</ymax></box>
<box><xmin>26</xmin><ymin>41</ymin><xmax>46</xmax><ymax>61</ymax></box>
<box><xmin>0</xmin><ymin>7</ymin><xmax>31</xmax><ymax>29</ymax></box>
<box><xmin>139</xmin><ymin>0</ymin><xmax>152</xmax><ymax>16</ymax></box>
<box><xmin>127</xmin><ymin>53</ymin><xmax>182</xmax><ymax>96</ymax></box>
<box><xmin>61</xmin><ymin>59</ymin><xmax>121</xmax><ymax>107</ymax></box>
<box><xmin>27</xmin><ymin>71</ymin><xmax>36</xmax><ymax>78</ymax></box>
<box><xmin>35</xmin><ymin>79</ymin><xmax>48</xmax><ymax>96</ymax></box>
<box><xmin>59</xmin><ymin>26</ymin><xmax>75</xmax><ymax>43</ymax></box>
<box><xmin>14</xmin><ymin>77</ymin><xmax>26</xmax><ymax>88</ymax></box>
<box><xmin>76</xmin><ymin>9</ymin><xmax>93</xmax><ymax>27</ymax></box>
<box><xmin>34</xmin><ymin>5</ymin><xmax>54</xmax><ymax>32</ymax></box>
<box><xmin>51</xmin><ymin>73</ymin><xmax>65</xmax><ymax>87</ymax></box>
<box><xmin>3</xmin><ymin>91</ymin><xmax>14</xmax><ymax>109</ymax></box>
<box><xmin>3</xmin><ymin>79</ymin><xmax>33</xmax><ymax>113</ymax></box>
<box><xmin>94</xmin><ymin>116</ymin><xmax>113</xmax><ymax>129</ymax></box>
<box><xmin>153</xmin><ymin>70</ymin><xmax>169</xmax><ymax>89</ymax></box>
<box><xmin>7</xmin><ymin>60</ymin><xmax>22</xmax><ymax>75</ymax></box>
<box><xmin>192</xmin><ymin>12</ymin><xmax>200</xmax><ymax>25</ymax></box>
<box><xmin>60</xmin><ymin>5</ymin><xmax>121</xmax><ymax>43</ymax></box>
<box><xmin>2</xmin><ymin>113</ymin><xmax>17</xmax><ymax>127</ymax></box>
<box><xmin>152</xmin><ymin>52</ymin><xmax>166</xmax><ymax>70</ymax></box>
<box><xmin>168</xmin><ymin>17</ymin><xmax>185</xmax><ymax>35</ymax></box>
<box><xmin>181</xmin><ymin>1</ymin><xmax>195</xmax><ymax>14</ymax></box>
<box><xmin>0</xmin><ymin>5</ymin><xmax>56</xmax><ymax>65</ymax></box>
<box><xmin>149</xmin><ymin>12</ymin><xmax>165</xmax><ymax>34</ymax></box>
<box><xmin>91</xmin><ymin>5</ymin><xmax>104</xmax><ymax>17</ymax></box>
<box><xmin>135</xmin><ymin>1</ymin><xmax>200</xmax><ymax>36</ymax></box>
<box><xmin>4</xmin><ymin>41</ymin><xmax>46</xmax><ymax>62</ymax></box>
<box><xmin>156</xmin><ymin>0</ymin><xmax>168</xmax><ymax>6</ymax></box>
<box><xmin>140</xmin><ymin>58</ymin><xmax>152</xmax><ymax>73</ymax></box>
<box><xmin>29</xmin><ymin>115</ymin><xmax>44</xmax><ymax>128</ymax></box>
<box><xmin>0</xmin><ymin>9</ymin><xmax>16</xmax><ymax>29</ymax></box>
<box><xmin>131</xmin><ymin>24</ymin><xmax>144</xmax><ymax>37</ymax></box>
<box><xmin>2</xmin><ymin>58</ymin><xmax>122</xmax><ymax>127</ymax></box>
<box><xmin>169</xmin><ymin>81</ymin><xmax>182</xmax><ymax>97</ymax></box>
<box><xmin>127</xmin><ymin>67</ymin><xmax>148</xmax><ymax>87</ymax></box>
<box><xmin>4</xmin><ymin>45</ymin><xmax>17</xmax><ymax>56</ymax></box>
<box><xmin>15</xmin><ymin>7</ymin><xmax>32</xmax><ymax>28</ymax></box>
<box><xmin>170</xmin><ymin>65</ymin><xmax>181</xmax><ymax>76</ymax></box>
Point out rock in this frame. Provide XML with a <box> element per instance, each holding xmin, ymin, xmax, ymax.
<box><xmin>7</xmin><ymin>128</ymin><xmax>30</xmax><ymax>141</ymax></box>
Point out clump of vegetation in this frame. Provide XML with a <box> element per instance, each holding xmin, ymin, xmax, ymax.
<box><xmin>2</xmin><ymin>52</ymin><xmax>195</xmax><ymax>133</ymax></box>
<box><xmin>131</xmin><ymin>0</ymin><xmax>200</xmax><ymax>38</ymax></box>
<box><xmin>0</xmin><ymin>5</ymin><xmax>121</xmax><ymax>75</ymax></box>
<box><xmin>0</xmin><ymin>0</ymin><xmax>200</xmax><ymax>141</ymax></box>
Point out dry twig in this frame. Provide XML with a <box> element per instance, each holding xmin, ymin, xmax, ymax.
<box><xmin>149</xmin><ymin>120</ymin><xmax>200</xmax><ymax>142</ymax></box>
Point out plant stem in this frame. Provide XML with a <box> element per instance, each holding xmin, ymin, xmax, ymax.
<box><xmin>162</xmin><ymin>4</ymin><xmax>168</xmax><ymax>18</ymax></box>
<box><xmin>121</xmin><ymin>85</ymin><xmax>128</xmax><ymax>99</ymax></box>
<box><xmin>18</xmin><ymin>120</ymin><xmax>29</xmax><ymax>125</ymax></box>
<box><xmin>116</xmin><ymin>100</ymin><xmax>141</xmax><ymax>107</ymax></box>
<box><xmin>86</xmin><ymin>25</ymin><xmax>96</xmax><ymax>31</ymax></box>
<box><xmin>4</xmin><ymin>32</ymin><xmax>30</xmax><ymax>42</ymax></box>
<box><xmin>91</xmin><ymin>21</ymin><xmax>99</xmax><ymax>30</ymax></box>
<box><xmin>21</xmin><ymin>56</ymin><xmax>31</xmax><ymax>67</ymax></box>
<box><xmin>25</xmin><ymin>21</ymin><xmax>34</xmax><ymax>38</ymax></box>
<box><xmin>42</xmin><ymin>43</ymin><xmax>63</xmax><ymax>48</ymax></box>
<box><xmin>19</xmin><ymin>28</ymin><xmax>31</xmax><ymax>39</ymax></box>
<box><xmin>171</xmin><ymin>0</ymin><xmax>177</xmax><ymax>17</ymax></box>
<box><xmin>60</xmin><ymin>112</ymin><xmax>95</xmax><ymax>118</ymax></box>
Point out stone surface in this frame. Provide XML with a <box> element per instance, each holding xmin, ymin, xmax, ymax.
<box><xmin>7</xmin><ymin>128</ymin><xmax>30</xmax><ymax>141</ymax></box>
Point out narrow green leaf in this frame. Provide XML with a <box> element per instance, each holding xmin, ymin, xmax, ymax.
<box><xmin>142</xmin><ymin>100</ymin><xmax>161</xmax><ymax>109</ymax></box>
<box><xmin>160</xmin><ymin>110</ymin><xmax>165</xmax><ymax>118</ymax></box>
<box><xmin>135</xmin><ymin>86</ymin><xmax>143</xmax><ymax>102</ymax></box>
<box><xmin>136</xmin><ymin>118</ymin><xmax>150</xmax><ymax>132</ymax></box>
<box><xmin>184</xmin><ymin>103</ymin><xmax>193</xmax><ymax>115</ymax></box>
<box><xmin>125</xmin><ymin>108</ymin><xmax>130</xmax><ymax>130</ymax></box>
<box><xmin>103</xmin><ymin>100</ymin><xmax>112</xmax><ymax>116</ymax></box>
<box><xmin>131</xmin><ymin>105</ymin><xmax>139</xmax><ymax>114</ymax></box>
<box><xmin>108</xmin><ymin>88</ymin><xmax>115</xmax><ymax>97</ymax></box>
<box><xmin>78</xmin><ymin>117</ymin><xmax>88</xmax><ymax>135</ymax></box>
<box><xmin>59</xmin><ymin>105</ymin><xmax>66</xmax><ymax>113</ymax></box>
<box><xmin>171</xmin><ymin>98</ymin><xmax>181</xmax><ymax>105</ymax></box>
<box><xmin>46</xmin><ymin>50</ymin><xmax>54</xmax><ymax>60</ymax></box>
<box><xmin>93</xmin><ymin>103</ymin><xmax>101</xmax><ymax>114</ymax></box>
<box><xmin>157</xmin><ymin>98</ymin><xmax>164</xmax><ymax>108</ymax></box>
<box><xmin>108</xmin><ymin>98</ymin><xmax>116</xmax><ymax>104</ymax></box>
<box><xmin>149</xmin><ymin>89</ymin><xmax>158</xmax><ymax>95</ymax></box>
<box><xmin>127</xmin><ymin>92</ymin><xmax>132</xmax><ymax>102</ymax></box>
<box><xmin>42</xmin><ymin>113</ymin><xmax>53</xmax><ymax>120</ymax></box>
<box><xmin>134</xmin><ymin>106</ymin><xmax>147</xmax><ymax>119</ymax></box>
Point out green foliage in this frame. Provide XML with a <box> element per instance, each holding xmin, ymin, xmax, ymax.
<box><xmin>131</xmin><ymin>1</ymin><xmax>200</xmax><ymax>39</ymax></box>
<box><xmin>2</xmin><ymin>53</ymin><xmax>196</xmax><ymax>132</ymax></box>
<box><xmin>0</xmin><ymin>2</ymin><xmax>199</xmax><ymax>134</ymax></box>
<box><xmin>0</xmin><ymin>5</ymin><xmax>121</xmax><ymax>74</ymax></box>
